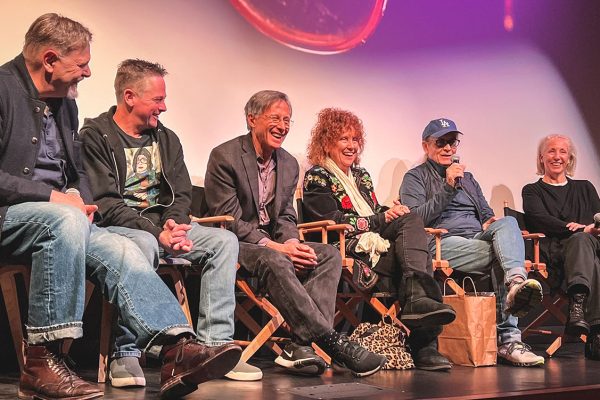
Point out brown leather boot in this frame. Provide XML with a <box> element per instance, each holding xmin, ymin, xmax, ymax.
<box><xmin>160</xmin><ymin>338</ymin><xmax>241</xmax><ymax>399</ymax></box>
<box><xmin>18</xmin><ymin>344</ymin><xmax>103</xmax><ymax>400</ymax></box>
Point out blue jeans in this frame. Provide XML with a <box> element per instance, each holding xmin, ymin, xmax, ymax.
<box><xmin>0</xmin><ymin>202</ymin><xmax>193</xmax><ymax>357</ymax></box>
<box><xmin>432</xmin><ymin>217</ymin><xmax>526</xmax><ymax>345</ymax></box>
<box><xmin>107</xmin><ymin>222</ymin><xmax>238</xmax><ymax>357</ymax></box>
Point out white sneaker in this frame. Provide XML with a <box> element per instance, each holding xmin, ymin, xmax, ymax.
<box><xmin>224</xmin><ymin>360</ymin><xmax>263</xmax><ymax>381</ymax></box>
<box><xmin>505</xmin><ymin>278</ymin><xmax>543</xmax><ymax>317</ymax></box>
<box><xmin>498</xmin><ymin>342</ymin><xmax>544</xmax><ymax>367</ymax></box>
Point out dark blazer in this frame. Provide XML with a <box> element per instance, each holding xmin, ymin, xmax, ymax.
<box><xmin>204</xmin><ymin>133</ymin><xmax>299</xmax><ymax>244</ymax></box>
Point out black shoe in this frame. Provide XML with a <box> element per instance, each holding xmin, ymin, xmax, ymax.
<box><xmin>566</xmin><ymin>293</ymin><xmax>590</xmax><ymax>336</ymax></box>
<box><xmin>401</xmin><ymin>273</ymin><xmax>456</xmax><ymax>328</ymax></box>
<box><xmin>408</xmin><ymin>326</ymin><xmax>451</xmax><ymax>371</ymax></box>
<box><xmin>274</xmin><ymin>342</ymin><xmax>326</xmax><ymax>376</ymax></box>
<box><xmin>317</xmin><ymin>331</ymin><xmax>386</xmax><ymax>377</ymax></box>
<box><xmin>585</xmin><ymin>329</ymin><xmax>600</xmax><ymax>360</ymax></box>
<box><xmin>413</xmin><ymin>345</ymin><xmax>451</xmax><ymax>371</ymax></box>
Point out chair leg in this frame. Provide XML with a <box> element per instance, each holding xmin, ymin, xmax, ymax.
<box><xmin>0</xmin><ymin>265</ymin><xmax>30</xmax><ymax>372</ymax></box>
<box><xmin>98</xmin><ymin>299</ymin><xmax>114</xmax><ymax>383</ymax></box>
<box><xmin>157</xmin><ymin>266</ymin><xmax>193</xmax><ymax>325</ymax></box>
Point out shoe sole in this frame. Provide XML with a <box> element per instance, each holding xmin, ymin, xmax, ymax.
<box><xmin>160</xmin><ymin>345</ymin><xmax>241</xmax><ymax>399</ymax></box>
<box><xmin>416</xmin><ymin>364</ymin><xmax>452</xmax><ymax>371</ymax></box>
<box><xmin>565</xmin><ymin>321</ymin><xmax>591</xmax><ymax>337</ymax></box>
<box><xmin>274</xmin><ymin>355</ymin><xmax>327</xmax><ymax>376</ymax></box>
<box><xmin>505</xmin><ymin>281</ymin><xmax>543</xmax><ymax>318</ymax></box>
<box><xmin>334</xmin><ymin>357</ymin><xmax>387</xmax><ymax>378</ymax></box>
<box><xmin>109</xmin><ymin>371</ymin><xmax>146</xmax><ymax>388</ymax></box>
<box><xmin>18</xmin><ymin>389</ymin><xmax>104</xmax><ymax>400</ymax></box>
<box><xmin>224</xmin><ymin>370</ymin><xmax>263</xmax><ymax>381</ymax></box>
<box><xmin>498</xmin><ymin>356</ymin><xmax>545</xmax><ymax>367</ymax></box>
<box><xmin>401</xmin><ymin>309</ymin><xmax>457</xmax><ymax>327</ymax></box>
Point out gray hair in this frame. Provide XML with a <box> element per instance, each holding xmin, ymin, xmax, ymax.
<box><xmin>536</xmin><ymin>134</ymin><xmax>577</xmax><ymax>176</ymax></box>
<box><xmin>114</xmin><ymin>59</ymin><xmax>167</xmax><ymax>101</ymax></box>
<box><xmin>244</xmin><ymin>90</ymin><xmax>292</xmax><ymax>130</ymax></box>
<box><xmin>23</xmin><ymin>13</ymin><xmax>92</xmax><ymax>62</ymax></box>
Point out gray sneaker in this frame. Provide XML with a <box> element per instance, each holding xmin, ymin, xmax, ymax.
<box><xmin>109</xmin><ymin>357</ymin><xmax>146</xmax><ymax>387</ymax></box>
<box><xmin>224</xmin><ymin>360</ymin><xmax>263</xmax><ymax>381</ymax></box>
<box><xmin>498</xmin><ymin>341</ymin><xmax>544</xmax><ymax>367</ymax></box>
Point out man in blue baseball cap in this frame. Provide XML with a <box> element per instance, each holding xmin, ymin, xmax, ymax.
<box><xmin>400</xmin><ymin>118</ymin><xmax>545</xmax><ymax>367</ymax></box>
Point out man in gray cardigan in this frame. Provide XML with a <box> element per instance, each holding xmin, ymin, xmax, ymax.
<box><xmin>400</xmin><ymin>118</ymin><xmax>545</xmax><ymax>367</ymax></box>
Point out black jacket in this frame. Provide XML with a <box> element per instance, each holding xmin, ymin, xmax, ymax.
<box><xmin>0</xmin><ymin>54</ymin><xmax>91</xmax><ymax>232</ymax></box>
<box><xmin>80</xmin><ymin>107</ymin><xmax>192</xmax><ymax>239</ymax></box>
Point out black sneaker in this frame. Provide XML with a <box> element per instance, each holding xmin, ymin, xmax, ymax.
<box><xmin>318</xmin><ymin>332</ymin><xmax>386</xmax><ymax>377</ymax></box>
<box><xmin>274</xmin><ymin>342</ymin><xmax>327</xmax><ymax>376</ymax></box>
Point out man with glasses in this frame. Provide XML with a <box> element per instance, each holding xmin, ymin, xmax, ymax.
<box><xmin>204</xmin><ymin>90</ymin><xmax>386</xmax><ymax>377</ymax></box>
<box><xmin>80</xmin><ymin>59</ymin><xmax>258</xmax><ymax>383</ymax></box>
<box><xmin>400</xmin><ymin>118</ymin><xmax>545</xmax><ymax>367</ymax></box>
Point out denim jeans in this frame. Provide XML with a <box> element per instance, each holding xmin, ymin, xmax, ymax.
<box><xmin>238</xmin><ymin>241</ymin><xmax>341</xmax><ymax>343</ymax></box>
<box><xmin>432</xmin><ymin>216</ymin><xmax>526</xmax><ymax>345</ymax></box>
<box><xmin>0</xmin><ymin>203</ymin><xmax>193</xmax><ymax>356</ymax></box>
<box><xmin>107</xmin><ymin>222</ymin><xmax>238</xmax><ymax>357</ymax></box>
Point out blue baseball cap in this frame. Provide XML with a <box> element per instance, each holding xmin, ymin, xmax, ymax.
<box><xmin>422</xmin><ymin>118</ymin><xmax>462</xmax><ymax>140</ymax></box>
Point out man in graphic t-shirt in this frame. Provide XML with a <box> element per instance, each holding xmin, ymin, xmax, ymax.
<box><xmin>80</xmin><ymin>59</ymin><xmax>260</xmax><ymax>387</ymax></box>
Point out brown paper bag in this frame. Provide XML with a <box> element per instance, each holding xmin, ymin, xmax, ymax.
<box><xmin>438</xmin><ymin>277</ymin><xmax>497</xmax><ymax>367</ymax></box>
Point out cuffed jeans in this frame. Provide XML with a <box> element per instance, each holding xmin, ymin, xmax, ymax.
<box><xmin>563</xmin><ymin>232</ymin><xmax>600</xmax><ymax>327</ymax></box>
<box><xmin>0</xmin><ymin>203</ymin><xmax>193</xmax><ymax>357</ymax></box>
<box><xmin>432</xmin><ymin>217</ymin><xmax>526</xmax><ymax>345</ymax></box>
<box><xmin>238</xmin><ymin>241</ymin><xmax>341</xmax><ymax>343</ymax></box>
<box><xmin>107</xmin><ymin>222</ymin><xmax>238</xmax><ymax>357</ymax></box>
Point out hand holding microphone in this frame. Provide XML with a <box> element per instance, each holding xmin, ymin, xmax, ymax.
<box><xmin>581</xmin><ymin>213</ymin><xmax>600</xmax><ymax>236</ymax></box>
<box><xmin>446</xmin><ymin>155</ymin><xmax>465</xmax><ymax>189</ymax></box>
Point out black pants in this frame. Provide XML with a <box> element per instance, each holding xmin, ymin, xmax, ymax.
<box><xmin>346</xmin><ymin>212</ymin><xmax>432</xmax><ymax>279</ymax></box>
<box><xmin>238</xmin><ymin>241</ymin><xmax>342</xmax><ymax>343</ymax></box>
<box><xmin>564</xmin><ymin>232</ymin><xmax>600</xmax><ymax>326</ymax></box>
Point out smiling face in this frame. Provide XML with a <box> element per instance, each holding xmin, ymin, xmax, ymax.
<box><xmin>130</xmin><ymin>75</ymin><xmax>167</xmax><ymax>131</ymax></box>
<box><xmin>422</xmin><ymin>132</ymin><xmax>459</xmax><ymax>166</ymax></box>
<box><xmin>540</xmin><ymin>136</ymin><xmax>571</xmax><ymax>180</ymax></box>
<box><xmin>328</xmin><ymin>128</ymin><xmax>359</xmax><ymax>173</ymax></box>
<box><xmin>48</xmin><ymin>45</ymin><xmax>92</xmax><ymax>99</ymax></box>
<box><xmin>248</xmin><ymin>99</ymin><xmax>291</xmax><ymax>159</ymax></box>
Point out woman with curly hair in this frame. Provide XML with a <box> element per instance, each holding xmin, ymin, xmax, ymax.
<box><xmin>303</xmin><ymin>107</ymin><xmax>456</xmax><ymax>371</ymax></box>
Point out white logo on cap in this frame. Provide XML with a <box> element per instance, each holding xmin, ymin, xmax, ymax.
<box><xmin>439</xmin><ymin>119</ymin><xmax>450</xmax><ymax>128</ymax></box>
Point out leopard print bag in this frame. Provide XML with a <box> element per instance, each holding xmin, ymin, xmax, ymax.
<box><xmin>349</xmin><ymin>317</ymin><xmax>414</xmax><ymax>370</ymax></box>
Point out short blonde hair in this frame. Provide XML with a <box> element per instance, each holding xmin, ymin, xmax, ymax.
<box><xmin>536</xmin><ymin>134</ymin><xmax>577</xmax><ymax>176</ymax></box>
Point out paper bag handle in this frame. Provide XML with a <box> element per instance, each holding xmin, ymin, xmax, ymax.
<box><xmin>443</xmin><ymin>278</ymin><xmax>466</xmax><ymax>296</ymax></box>
<box><xmin>462</xmin><ymin>276</ymin><xmax>478</xmax><ymax>296</ymax></box>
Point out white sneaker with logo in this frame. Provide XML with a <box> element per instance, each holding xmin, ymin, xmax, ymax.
<box><xmin>274</xmin><ymin>342</ymin><xmax>327</xmax><ymax>375</ymax></box>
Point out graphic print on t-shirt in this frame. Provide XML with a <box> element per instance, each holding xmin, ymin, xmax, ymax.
<box><xmin>123</xmin><ymin>142</ymin><xmax>161</xmax><ymax>209</ymax></box>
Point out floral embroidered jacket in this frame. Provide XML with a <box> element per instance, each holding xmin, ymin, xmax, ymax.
<box><xmin>302</xmin><ymin>165</ymin><xmax>389</xmax><ymax>246</ymax></box>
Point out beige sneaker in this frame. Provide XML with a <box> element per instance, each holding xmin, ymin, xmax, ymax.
<box><xmin>224</xmin><ymin>360</ymin><xmax>263</xmax><ymax>381</ymax></box>
<box><xmin>498</xmin><ymin>341</ymin><xmax>544</xmax><ymax>367</ymax></box>
<box><xmin>505</xmin><ymin>278</ymin><xmax>543</xmax><ymax>317</ymax></box>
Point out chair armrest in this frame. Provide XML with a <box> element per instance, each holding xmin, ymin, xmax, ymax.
<box><xmin>522</xmin><ymin>233</ymin><xmax>545</xmax><ymax>240</ymax></box>
<box><xmin>190</xmin><ymin>215</ymin><xmax>234</xmax><ymax>224</ymax></box>
<box><xmin>425</xmin><ymin>228</ymin><xmax>448</xmax><ymax>235</ymax></box>
<box><xmin>297</xmin><ymin>220</ymin><xmax>335</xmax><ymax>229</ymax></box>
<box><xmin>326</xmin><ymin>224</ymin><xmax>353</xmax><ymax>232</ymax></box>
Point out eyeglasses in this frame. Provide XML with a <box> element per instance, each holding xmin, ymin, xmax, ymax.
<box><xmin>432</xmin><ymin>138</ymin><xmax>460</xmax><ymax>148</ymax></box>
<box><xmin>263</xmin><ymin>114</ymin><xmax>293</xmax><ymax>127</ymax></box>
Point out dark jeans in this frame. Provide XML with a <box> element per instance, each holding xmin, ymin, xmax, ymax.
<box><xmin>238</xmin><ymin>242</ymin><xmax>342</xmax><ymax>343</ymax></box>
<box><xmin>564</xmin><ymin>232</ymin><xmax>600</xmax><ymax>326</ymax></box>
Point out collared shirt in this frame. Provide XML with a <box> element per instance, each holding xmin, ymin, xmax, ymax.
<box><xmin>32</xmin><ymin>105</ymin><xmax>67</xmax><ymax>190</ymax></box>
<box><xmin>257</xmin><ymin>155</ymin><xmax>276</xmax><ymax>226</ymax></box>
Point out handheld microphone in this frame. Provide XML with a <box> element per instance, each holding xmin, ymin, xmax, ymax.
<box><xmin>594</xmin><ymin>213</ymin><xmax>600</xmax><ymax>229</ymax></box>
<box><xmin>451</xmin><ymin>155</ymin><xmax>462</xmax><ymax>189</ymax></box>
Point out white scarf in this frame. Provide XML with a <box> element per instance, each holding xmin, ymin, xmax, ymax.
<box><xmin>322</xmin><ymin>157</ymin><xmax>390</xmax><ymax>265</ymax></box>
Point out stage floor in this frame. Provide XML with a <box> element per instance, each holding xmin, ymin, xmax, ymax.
<box><xmin>2</xmin><ymin>343</ymin><xmax>600</xmax><ymax>400</ymax></box>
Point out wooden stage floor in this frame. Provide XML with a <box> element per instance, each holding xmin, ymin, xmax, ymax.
<box><xmin>1</xmin><ymin>343</ymin><xmax>600</xmax><ymax>400</ymax></box>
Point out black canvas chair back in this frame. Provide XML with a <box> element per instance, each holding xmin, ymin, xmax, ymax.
<box><xmin>191</xmin><ymin>186</ymin><xmax>208</xmax><ymax>217</ymax></box>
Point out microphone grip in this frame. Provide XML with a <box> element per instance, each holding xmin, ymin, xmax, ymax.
<box><xmin>452</xmin><ymin>157</ymin><xmax>462</xmax><ymax>189</ymax></box>
<box><xmin>594</xmin><ymin>213</ymin><xmax>600</xmax><ymax>229</ymax></box>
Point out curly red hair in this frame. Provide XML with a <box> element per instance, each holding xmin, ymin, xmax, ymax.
<box><xmin>307</xmin><ymin>107</ymin><xmax>365</xmax><ymax>167</ymax></box>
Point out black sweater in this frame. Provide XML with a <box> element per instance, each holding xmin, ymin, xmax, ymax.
<box><xmin>522</xmin><ymin>178</ymin><xmax>600</xmax><ymax>240</ymax></box>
